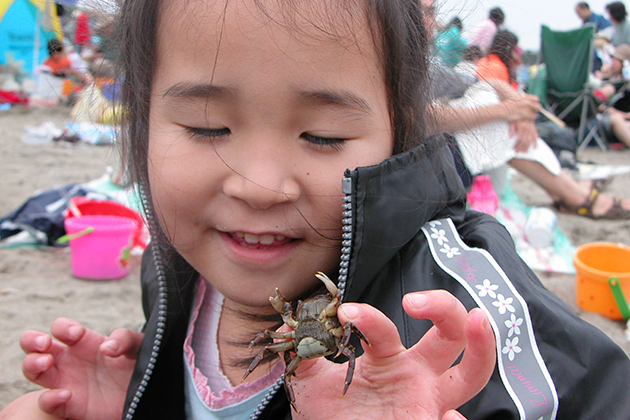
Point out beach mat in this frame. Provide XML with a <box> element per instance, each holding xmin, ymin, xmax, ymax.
<box><xmin>494</xmin><ymin>183</ymin><xmax>576</xmax><ymax>275</ymax></box>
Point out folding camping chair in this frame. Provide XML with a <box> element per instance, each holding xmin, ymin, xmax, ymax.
<box><xmin>539</xmin><ymin>25</ymin><xmax>608</xmax><ymax>152</ymax></box>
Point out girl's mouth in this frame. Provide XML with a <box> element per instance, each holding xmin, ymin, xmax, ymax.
<box><xmin>229</xmin><ymin>232</ymin><xmax>295</xmax><ymax>249</ymax></box>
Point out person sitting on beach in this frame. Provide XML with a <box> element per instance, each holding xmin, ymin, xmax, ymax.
<box><xmin>41</xmin><ymin>39</ymin><xmax>92</xmax><ymax>86</ymax></box>
<box><xmin>438</xmin><ymin>30</ymin><xmax>630</xmax><ymax>219</ymax></box>
<box><xmin>576</xmin><ymin>2</ymin><xmax>613</xmax><ymax>72</ymax></box>
<box><xmin>576</xmin><ymin>2</ymin><xmax>612</xmax><ymax>32</ymax></box>
<box><xmin>592</xmin><ymin>44</ymin><xmax>630</xmax><ymax>111</ymax></box>
<box><xmin>605</xmin><ymin>1</ymin><xmax>630</xmax><ymax>46</ymax></box>
<box><xmin>435</xmin><ymin>17</ymin><xmax>468</xmax><ymax>67</ymax></box>
<box><xmin>466</xmin><ymin>7</ymin><xmax>505</xmax><ymax>52</ymax></box>
<box><xmin>453</xmin><ymin>45</ymin><xmax>484</xmax><ymax>79</ymax></box>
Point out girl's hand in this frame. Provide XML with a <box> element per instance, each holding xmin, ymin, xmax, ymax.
<box><xmin>19</xmin><ymin>318</ymin><xmax>143</xmax><ymax>420</ymax></box>
<box><xmin>288</xmin><ymin>290</ymin><xmax>496</xmax><ymax>420</ymax></box>
<box><xmin>0</xmin><ymin>390</ymin><xmax>63</xmax><ymax>419</ymax></box>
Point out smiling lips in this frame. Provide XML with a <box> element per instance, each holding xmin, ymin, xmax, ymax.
<box><xmin>230</xmin><ymin>232</ymin><xmax>294</xmax><ymax>249</ymax></box>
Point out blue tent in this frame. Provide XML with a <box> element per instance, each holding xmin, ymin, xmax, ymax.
<box><xmin>0</xmin><ymin>0</ymin><xmax>63</xmax><ymax>76</ymax></box>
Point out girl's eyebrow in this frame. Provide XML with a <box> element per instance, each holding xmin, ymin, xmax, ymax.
<box><xmin>161</xmin><ymin>83</ymin><xmax>236</xmax><ymax>100</ymax></box>
<box><xmin>298</xmin><ymin>89</ymin><xmax>373</xmax><ymax>116</ymax></box>
<box><xmin>161</xmin><ymin>83</ymin><xmax>373</xmax><ymax>116</ymax></box>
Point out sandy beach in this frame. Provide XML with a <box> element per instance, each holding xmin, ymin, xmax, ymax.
<box><xmin>1</xmin><ymin>105</ymin><xmax>629</xmax><ymax>409</ymax></box>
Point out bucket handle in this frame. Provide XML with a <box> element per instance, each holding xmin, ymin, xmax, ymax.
<box><xmin>608</xmin><ymin>277</ymin><xmax>630</xmax><ymax>321</ymax></box>
<box><xmin>57</xmin><ymin>227</ymin><xmax>94</xmax><ymax>244</ymax></box>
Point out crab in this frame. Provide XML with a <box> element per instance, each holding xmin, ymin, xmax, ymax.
<box><xmin>242</xmin><ymin>271</ymin><xmax>370</xmax><ymax>412</ymax></box>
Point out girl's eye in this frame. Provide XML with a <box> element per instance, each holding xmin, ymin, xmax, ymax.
<box><xmin>301</xmin><ymin>132</ymin><xmax>345</xmax><ymax>151</ymax></box>
<box><xmin>184</xmin><ymin>127</ymin><xmax>230</xmax><ymax>140</ymax></box>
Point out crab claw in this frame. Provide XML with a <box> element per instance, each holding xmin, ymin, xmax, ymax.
<box><xmin>270</xmin><ymin>288</ymin><xmax>291</xmax><ymax>314</ymax></box>
<box><xmin>315</xmin><ymin>271</ymin><xmax>338</xmax><ymax>296</ymax></box>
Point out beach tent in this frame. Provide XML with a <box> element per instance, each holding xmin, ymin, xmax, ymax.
<box><xmin>0</xmin><ymin>0</ymin><xmax>63</xmax><ymax>76</ymax></box>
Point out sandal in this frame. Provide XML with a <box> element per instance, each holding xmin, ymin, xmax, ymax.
<box><xmin>553</xmin><ymin>186</ymin><xmax>630</xmax><ymax>220</ymax></box>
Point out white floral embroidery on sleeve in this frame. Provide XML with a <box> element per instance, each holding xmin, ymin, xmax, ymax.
<box><xmin>475</xmin><ymin>279</ymin><xmax>498</xmax><ymax>298</ymax></box>
<box><xmin>492</xmin><ymin>294</ymin><xmax>515</xmax><ymax>315</ymax></box>
<box><xmin>502</xmin><ymin>337</ymin><xmax>522</xmax><ymax>361</ymax></box>
<box><xmin>430</xmin><ymin>228</ymin><xmax>448</xmax><ymax>246</ymax></box>
<box><xmin>439</xmin><ymin>243</ymin><xmax>460</xmax><ymax>259</ymax></box>
<box><xmin>505</xmin><ymin>313</ymin><xmax>523</xmax><ymax>337</ymax></box>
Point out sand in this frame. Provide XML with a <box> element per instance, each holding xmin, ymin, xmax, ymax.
<box><xmin>1</xmin><ymin>105</ymin><xmax>629</xmax><ymax>409</ymax></box>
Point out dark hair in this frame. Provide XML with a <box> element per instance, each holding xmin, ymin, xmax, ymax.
<box><xmin>576</xmin><ymin>2</ymin><xmax>590</xmax><ymax>10</ymax></box>
<box><xmin>447</xmin><ymin>16</ymin><xmax>463</xmax><ymax>31</ymax></box>
<box><xmin>47</xmin><ymin>38</ymin><xmax>63</xmax><ymax>55</ymax></box>
<box><xmin>606</xmin><ymin>1</ymin><xmax>627</xmax><ymax>22</ymax></box>
<box><xmin>462</xmin><ymin>45</ymin><xmax>483</xmax><ymax>62</ymax></box>
<box><xmin>489</xmin><ymin>7</ymin><xmax>505</xmax><ymax>26</ymax></box>
<box><xmin>487</xmin><ymin>30</ymin><xmax>519</xmax><ymax>83</ymax></box>
<box><xmin>115</xmin><ymin>0</ymin><xmax>432</xmax><ymax>249</ymax></box>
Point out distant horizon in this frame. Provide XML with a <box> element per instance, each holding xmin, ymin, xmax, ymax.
<box><xmin>438</xmin><ymin>0</ymin><xmax>612</xmax><ymax>52</ymax></box>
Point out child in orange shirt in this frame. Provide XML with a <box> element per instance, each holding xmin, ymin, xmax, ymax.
<box><xmin>42</xmin><ymin>39</ymin><xmax>92</xmax><ymax>85</ymax></box>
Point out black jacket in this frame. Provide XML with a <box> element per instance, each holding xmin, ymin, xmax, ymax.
<box><xmin>122</xmin><ymin>139</ymin><xmax>630</xmax><ymax>419</ymax></box>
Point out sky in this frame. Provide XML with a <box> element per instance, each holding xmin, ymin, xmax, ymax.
<box><xmin>437</xmin><ymin>0</ymin><xmax>612</xmax><ymax>51</ymax></box>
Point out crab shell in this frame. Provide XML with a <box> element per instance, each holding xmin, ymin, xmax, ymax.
<box><xmin>243</xmin><ymin>272</ymin><xmax>369</xmax><ymax>412</ymax></box>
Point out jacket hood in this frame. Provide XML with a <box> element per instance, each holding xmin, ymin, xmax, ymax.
<box><xmin>343</xmin><ymin>137</ymin><xmax>467</xmax><ymax>302</ymax></box>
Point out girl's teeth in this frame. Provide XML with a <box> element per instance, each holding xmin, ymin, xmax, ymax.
<box><xmin>259</xmin><ymin>234</ymin><xmax>275</xmax><ymax>245</ymax></box>
<box><xmin>238</xmin><ymin>233</ymin><xmax>287</xmax><ymax>244</ymax></box>
<box><xmin>244</xmin><ymin>233</ymin><xmax>259</xmax><ymax>243</ymax></box>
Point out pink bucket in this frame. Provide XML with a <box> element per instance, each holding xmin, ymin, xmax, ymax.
<box><xmin>64</xmin><ymin>215</ymin><xmax>137</xmax><ymax>280</ymax></box>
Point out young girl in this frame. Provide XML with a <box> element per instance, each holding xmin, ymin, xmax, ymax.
<box><xmin>4</xmin><ymin>0</ymin><xmax>630</xmax><ymax>419</ymax></box>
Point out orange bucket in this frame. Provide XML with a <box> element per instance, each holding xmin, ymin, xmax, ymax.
<box><xmin>574</xmin><ymin>242</ymin><xmax>630</xmax><ymax>320</ymax></box>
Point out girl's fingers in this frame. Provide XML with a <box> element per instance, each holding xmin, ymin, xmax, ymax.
<box><xmin>101</xmin><ymin>329</ymin><xmax>144</xmax><ymax>358</ymax></box>
<box><xmin>20</xmin><ymin>330</ymin><xmax>52</xmax><ymax>354</ymax></box>
<box><xmin>439</xmin><ymin>308</ymin><xmax>497</xmax><ymax>408</ymax></box>
<box><xmin>50</xmin><ymin>318</ymin><xmax>87</xmax><ymax>346</ymax></box>
<box><xmin>402</xmin><ymin>290</ymin><xmax>469</xmax><ymax>374</ymax></box>
<box><xmin>442</xmin><ymin>410</ymin><xmax>468</xmax><ymax>420</ymax></box>
<box><xmin>22</xmin><ymin>352</ymin><xmax>54</xmax><ymax>382</ymax></box>
<box><xmin>37</xmin><ymin>388</ymin><xmax>72</xmax><ymax>417</ymax></box>
<box><xmin>337</xmin><ymin>303</ymin><xmax>405</xmax><ymax>359</ymax></box>
<box><xmin>0</xmin><ymin>390</ymin><xmax>61</xmax><ymax>420</ymax></box>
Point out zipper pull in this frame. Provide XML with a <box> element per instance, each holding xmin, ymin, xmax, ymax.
<box><xmin>342</xmin><ymin>176</ymin><xmax>352</xmax><ymax>195</ymax></box>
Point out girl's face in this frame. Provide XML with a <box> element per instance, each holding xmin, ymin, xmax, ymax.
<box><xmin>148</xmin><ymin>0</ymin><xmax>393</xmax><ymax>308</ymax></box>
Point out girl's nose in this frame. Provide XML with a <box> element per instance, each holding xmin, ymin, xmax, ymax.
<box><xmin>222</xmin><ymin>165</ymin><xmax>301</xmax><ymax>210</ymax></box>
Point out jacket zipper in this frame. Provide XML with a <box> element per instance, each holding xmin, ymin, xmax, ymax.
<box><xmin>127</xmin><ymin>176</ymin><xmax>356</xmax><ymax>419</ymax></box>
<box><xmin>249</xmin><ymin>174</ymin><xmax>355</xmax><ymax>419</ymax></box>
<box><xmin>124</xmin><ymin>188</ymin><xmax>169</xmax><ymax>420</ymax></box>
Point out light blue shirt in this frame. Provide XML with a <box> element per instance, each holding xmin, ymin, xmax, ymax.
<box><xmin>184</xmin><ymin>354</ymin><xmax>277</xmax><ymax>420</ymax></box>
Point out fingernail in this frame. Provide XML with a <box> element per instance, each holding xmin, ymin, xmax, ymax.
<box><xmin>102</xmin><ymin>339</ymin><xmax>118</xmax><ymax>353</ymax></box>
<box><xmin>340</xmin><ymin>304</ymin><xmax>360</xmax><ymax>320</ymax></box>
<box><xmin>36</xmin><ymin>355</ymin><xmax>49</xmax><ymax>370</ymax></box>
<box><xmin>34</xmin><ymin>335</ymin><xmax>48</xmax><ymax>350</ymax></box>
<box><xmin>68</xmin><ymin>325</ymin><xmax>81</xmax><ymax>340</ymax></box>
<box><xmin>58</xmin><ymin>390</ymin><xmax>71</xmax><ymax>401</ymax></box>
<box><xmin>406</xmin><ymin>293</ymin><xmax>428</xmax><ymax>309</ymax></box>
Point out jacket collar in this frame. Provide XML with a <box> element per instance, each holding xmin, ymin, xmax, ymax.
<box><xmin>343</xmin><ymin>137</ymin><xmax>467</xmax><ymax>302</ymax></box>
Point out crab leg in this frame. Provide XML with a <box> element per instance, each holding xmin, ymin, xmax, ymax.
<box><xmin>242</xmin><ymin>341</ymin><xmax>295</xmax><ymax>381</ymax></box>
<box><xmin>248</xmin><ymin>329</ymin><xmax>294</xmax><ymax>347</ymax></box>
<box><xmin>335</xmin><ymin>322</ymin><xmax>370</xmax><ymax>357</ymax></box>
<box><xmin>283</xmin><ymin>354</ymin><xmax>303</xmax><ymax>413</ymax></box>
<box><xmin>340</xmin><ymin>345</ymin><xmax>356</xmax><ymax>397</ymax></box>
